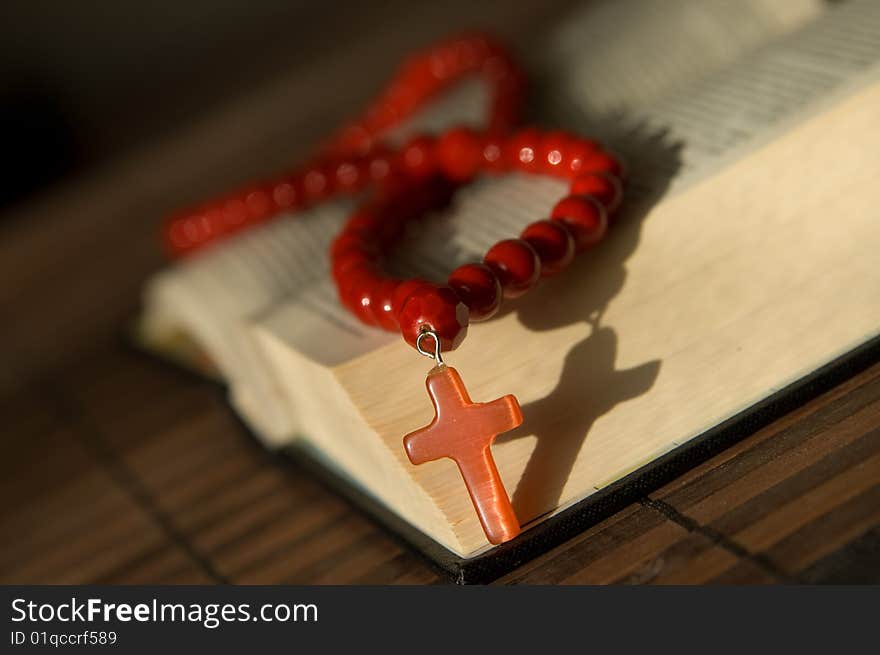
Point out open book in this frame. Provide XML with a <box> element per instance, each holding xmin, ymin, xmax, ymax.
<box><xmin>138</xmin><ymin>0</ymin><xmax>880</xmax><ymax>560</ymax></box>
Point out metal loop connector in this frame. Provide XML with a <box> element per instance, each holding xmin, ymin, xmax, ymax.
<box><xmin>415</xmin><ymin>327</ymin><xmax>444</xmax><ymax>366</ymax></box>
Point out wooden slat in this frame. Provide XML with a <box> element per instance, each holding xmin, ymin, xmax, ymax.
<box><xmin>0</xmin><ymin>401</ymin><xmax>96</xmax><ymax>517</ymax></box>
<box><xmin>95</xmin><ymin>545</ymin><xmax>216</xmax><ymax>585</ymax></box>
<box><xmin>798</xmin><ymin>525</ymin><xmax>880</xmax><ymax>584</ymax></box>
<box><xmin>500</xmin><ymin>504</ymin><xmax>674</xmax><ymax>584</ymax></box>
<box><xmin>0</xmin><ymin>465</ymin><xmax>167</xmax><ymax>584</ymax></box>
<box><xmin>649</xmin><ymin>362</ymin><xmax>880</xmax><ymax>581</ymax></box>
<box><xmin>60</xmin><ymin>347</ymin><xmax>225</xmax><ymax>451</ymax></box>
<box><xmin>502</xmin><ymin>502</ymin><xmax>776</xmax><ymax>585</ymax></box>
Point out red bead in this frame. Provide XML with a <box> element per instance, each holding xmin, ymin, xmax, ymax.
<box><xmin>330</xmin><ymin>121</ymin><xmax>371</xmax><ymax>157</ymax></box>
<box><xmin>338</xmin><ymin>268</ymin><xmax>381</xmax><ymax>326</ymax></box>
<box><xmin>579</xmin><ymin>150</ymin><xmax>624</xmax><ymax>178</ymax></box>
<box><xmin>428</xmin><ymin>45</ymin><xmax>458</xmax><ymax>81</ymax></box>
<box><xmin>351</xmin><ymin>289</ymin><xmax>380</xmax><ymax>326</ymax></box>
<box><xmin>551</xmin><ymin>195</ymin><xmax>608</xmax><ymax>251</ymax></box>
<box><xmin>272</xmin><ymin>179</ymin><xmax>301</xmax><ymax>210</ymax></box>
<box><xmin>570</xmin><ymin>173</ymin><xmax>621</xmax><ymax>213</ymax></box>
<box><xmin>344</xmin><ymin>278</ymin><xmax>379</xmax><ymax>320</ymax></box>
<box><xmin>366</xmin><ymin>148</ymin><xmax>397</xmax><ymax>184</ymax></box>
<box><xmin>332</xmin><ymin>247</ymin><xmax>373</xmax><ymax>283</ymax></box>
<box><xmin>565</xmin><ymin>139</ymin><xmax>601</xmax><ymax>177</ymax></box>
<box><xmin>481</xmin><ymin>134</ymin><xmax>507</xmax><ymax>173</ymax></box>
<box><xmin>392</xmin><ymin>278</ymin><xmax>432</xmax><ymax>317</ymax></box>
<box><xmin>400</xmin><ymin>135</ymin><xmax>437</xmax><ymax>180</ymax></box>
<box><xmin>484</xmin><ymin>238</ymin><xmax>540</xmax><ymax>298</ymax></box>
<box><xmin>520</xmin><ymin>220</ymin><xmax>575</xmax><ymax>276</ymax></box>
<box><xmin>202</xmin><ymin>207</ymin><xmax>226</xmax><ymax>239</ymax></box>
<box><xmin>334</xmin><ymin>159</ymin><xmax>368</xmax><ymax>194</ymax></box>
<box><xmin>243</xmin><ymin>188</ymin><xmax>272</xmax><ymax>222</ymax></box>
<box><xmin>370</xmin><ymin>278</ymin><xmax>401</xmax><ymax>331</ymax></box>
<box><xmin>506</xmin><ymin>128</ymin><xmax>541</xmax><ymax>173</ymax></box>
<box><xmin>177</xmin><ymin>213</ymin><xmax>210</xmax><ymax>246</ymax></box>
<box><xmin>222</xmin><ymin>197</ymin><xmax>248</xmax><ymax>227</ymax></box>
<box><xmin>167</xmin><ymin>206</ymin><xmax>219</xmax><ymax>249</ymax></box>
<box><xmin>398</xmin><ymin>285</ymin><xmax>469</xmax><ymax>351</ymax></box>
<box><xmin>304</xmin><ymin>164</ymin><xmax>336</xmax><ymax>203</ymax></box>
<box><xmin>448</xmin><ymin>263</ymin><xmax>502</xmax><ymax>321</ymax></box>
<box><xmin>540</xmin><ymin>131</ymin><xmax>573</xmax><ymax>176</ymax></box>
<box><xmin>436</xmin><ymin>127</ymin><xmax>483</xmax><ymax>182</ymax></box>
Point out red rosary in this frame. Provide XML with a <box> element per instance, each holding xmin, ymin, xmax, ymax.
<box><xmin>163</xmin><ymin>33</ymin><xmax>624</xmax><ymax>546</ymax></box>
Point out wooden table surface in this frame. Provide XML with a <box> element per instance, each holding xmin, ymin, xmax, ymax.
<box><xmin>1</xmin><ymin>1</ymin><xmax>878</xmax><ymax>584</ymax></box>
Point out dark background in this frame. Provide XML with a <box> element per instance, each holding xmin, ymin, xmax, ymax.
<box><xmin>0</xmin><ymin>0</ymin><xmax>574</xmax><ymax>210</ymax></box>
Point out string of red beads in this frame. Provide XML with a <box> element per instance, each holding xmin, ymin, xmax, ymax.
<box><xmin>162</xmin><ymin>33</ymin><xmax>525</xmax><ymax>258</ymax></box>
<box><xmin>164</xmin><ymin>149</ymin><xmax>396</xmax><ymax>257</ymax></box>
<box><xmin>160</xmin><ymin>32</ymin><xmax>624</xmax><ymax>356</ymax></box>
<box><xmin>320</xmin><ymin>32</ymin><xmax>525</xmax><ymax>157</ymax></box>
<box><xmin>330</xmin><ymin>126</ymin><xmax>625</xmax><ymax>351</ymax></box>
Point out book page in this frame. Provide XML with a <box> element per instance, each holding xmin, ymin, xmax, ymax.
<box><xmin>544</xmin><ymin>0</ymin><xmax>823</xmax><ymax>115</ymax></box>
<box><xmin>551</xmin><ymin>0</ymin><xmax>880</xmax><ymax>193</ymax></box>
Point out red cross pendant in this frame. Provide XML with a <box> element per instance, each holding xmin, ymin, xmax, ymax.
<box><xmin>403</xmin><ymin>364</ymin><xmax>523</xmax><ymax>545</ymax></box>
